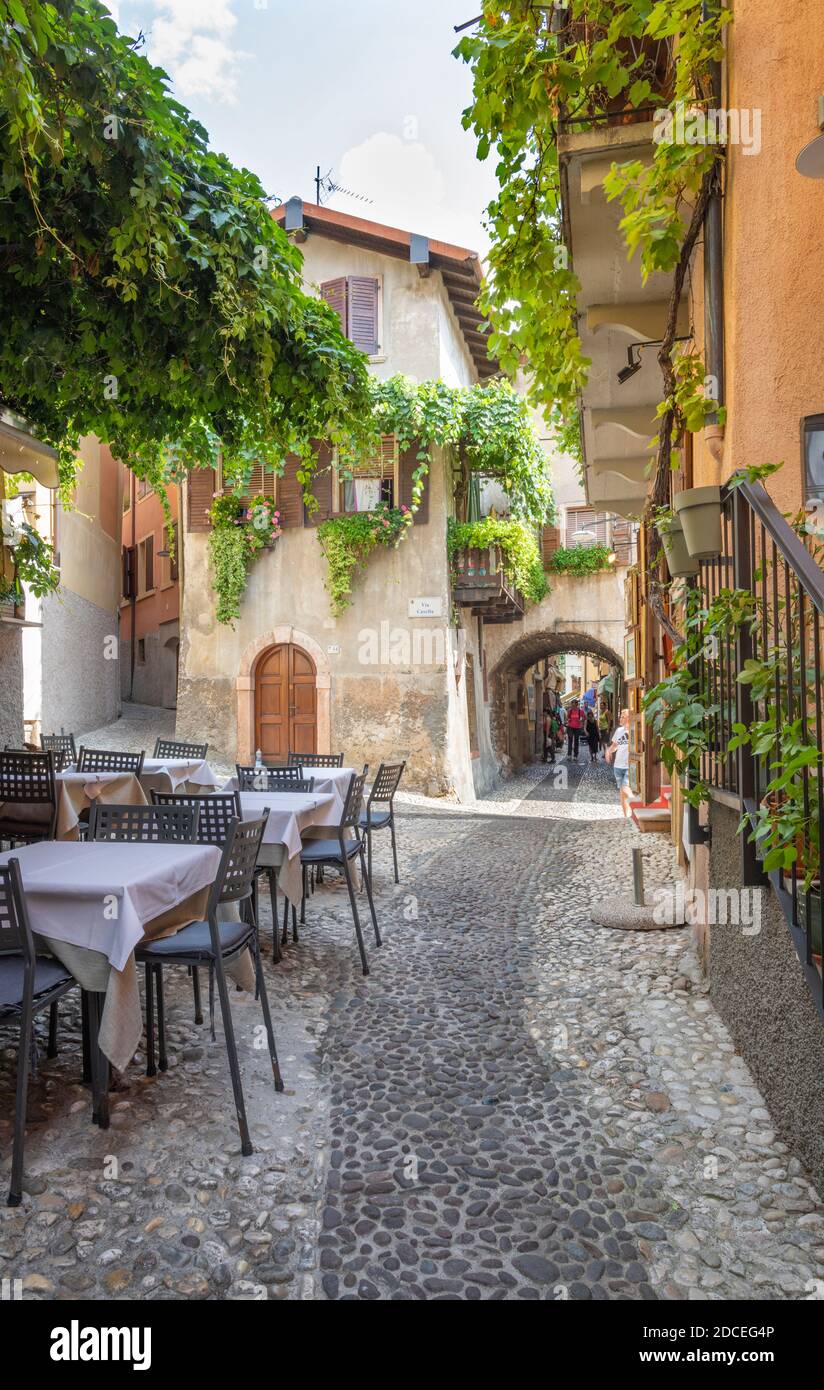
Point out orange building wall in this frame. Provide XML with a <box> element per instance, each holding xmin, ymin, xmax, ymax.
<box><xmin>120</xmin><ymin>470</ymin><xmax>180</xmax><ymax>644</ymax></box>
<box><xmin>692</xmin><ymin>0</ymin><xmax>824</xmax><ymax>515</ymax></box>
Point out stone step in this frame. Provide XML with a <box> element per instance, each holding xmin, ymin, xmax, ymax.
<box><xmin>632</xmin><ymin>806</ymin><xmax>672</xmax><ymax>833</ymax></box>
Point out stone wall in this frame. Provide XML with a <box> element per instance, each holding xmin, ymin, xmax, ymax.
<box><xmin>0</xmin><ymin>625</ymin><xmax>23</xmax><ymax>748</ymax></box>
<box><xmin>707</xmin><ymin>799</ymin><xmax>824</xmax><ymax>1195</ymax></box>
<box><xmin>39</xmin><ymin>589</ymin><xmax>121</xmax><ymax>736</ymax></box>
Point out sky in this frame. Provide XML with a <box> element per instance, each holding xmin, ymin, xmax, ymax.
<box><xmin>111</xmin><ymin>0</ymin><xmax>498</xmax><ymax>255</ymax></box>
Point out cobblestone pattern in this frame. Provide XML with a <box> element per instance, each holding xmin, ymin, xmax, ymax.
<box><xmin>1</xmin><ymin>714</ymin><xmax>822</xmax><ymax>1300</ymax></box>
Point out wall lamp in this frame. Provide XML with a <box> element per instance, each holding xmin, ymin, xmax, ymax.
<box><xmin>616</xmin><ymin>335</ymin><xmax>692</xmax><ymax>384</ymax></box>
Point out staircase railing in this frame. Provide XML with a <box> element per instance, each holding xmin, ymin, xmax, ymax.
<box><xmin>694</xmin><ymin>479</ymin><xmax>824</xmax><ymax>1007</ymax></box>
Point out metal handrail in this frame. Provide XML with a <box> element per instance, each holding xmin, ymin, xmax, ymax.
<box><xmin>726</xmin><ymin>477</ymin><xmax>824</xmax><ymax>617</ymax></box>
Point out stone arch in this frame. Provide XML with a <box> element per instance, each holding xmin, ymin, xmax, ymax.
<box><xmin>488</xmin><ymin>628</ymin><xmax>623</xmax><ymax>767</ymax></box>
<box><xmin>236</xmin><ymin>625</ymin><xmax>331</xmax><ymax>764</ymax></box>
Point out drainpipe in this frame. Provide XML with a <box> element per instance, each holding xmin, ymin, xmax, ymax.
<box><xmin>703</xmin><ymin>0</ymin><xmax>725</xmax><ymax>465</ymax></box>
<box><xmin>128</xmin><ymin>470</ymin><xmax>136</xmax><ymax>700</ymax></box>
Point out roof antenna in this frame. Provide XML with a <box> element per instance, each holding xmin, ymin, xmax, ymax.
<box><xmin>315</xmin><ymin>164</ymin><xmax>373</xmax><ymax>207</ymax></box>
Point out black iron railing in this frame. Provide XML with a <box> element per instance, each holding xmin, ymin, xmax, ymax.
<box><xmin>695</xmin><ymin>479</ymin><xmax>824</xmax><ymax>998</ymax></box>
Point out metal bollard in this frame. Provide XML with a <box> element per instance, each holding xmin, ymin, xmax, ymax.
<box><xmin>632</xmin><ymin>847</ymin><xmax>645</xmax><ymax>907</ymax></box>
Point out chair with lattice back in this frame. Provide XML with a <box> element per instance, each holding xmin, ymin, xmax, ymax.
<box><xmin>77</xmin><ymin>748</ymin><xmax>145</xmax><ymax>775</ymax></box>
<box><xmin>153</xmin><ymin>738</ymin><xmax>208</xmax><ymax>760</ymax></box>
<box><xmin>135</xmin><ymin>815</ymin><xmax>283</xmax><ymax>1155</ymax></box>
<box><xmin>359</xmin><ymin>761</ymin><xmax>406</xmax><ymax>886</ymax></box>
<box><xmin>41</xmin><ymin>733</ymin><xmax>77</xmax><ymax>772</ymax></box>
<box><xmin>287</xmin><ymin>752</ymin><xmax>344</xmax><ymax>768</ymax></box>
<box><xmin>235</xmin><ymin>764</ymin><xmax>303</xmax><ymax>790</ymax></box>
<box><xmin>293</xmin><ymin>772</ymin><xmax>380</xmax><ymax>976</ymax></box>
<box><xmin>0</xmin><ymin>858</ymin><xmax>78</xmax><ymax>1204</ymax></box>
<box><xmin>88</xmin><ymin>802</ymin><xmax>199</xmax><ymax>843</ymax></box>
<box><xmin>0</xmin><ymin>751</ymin><xmax>58</xmax><ymax>848</ymax></box>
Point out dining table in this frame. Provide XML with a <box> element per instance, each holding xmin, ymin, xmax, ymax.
<box><xmin>237</xmin><ymin>789</ymin><xmax>336</xmax><ymax>905</ymax></box>
<box><xmin>137</xmin><ymin>756</ymin><xmax>222</xmax><ymax>798</ymax></box>
<box><xmin>0</xmin><ymin>839</ymin><xmax>224</xmax><ymax>1076</ymax></box>
<box><xmin>224</xmin><ymin>768</ymin><xmax>356</xmax><ymax>824</ymax></box>
<box><xmin>54</xmin><ymin>769</ymin><xmax>147</xmax><ymax>840</ymax></box>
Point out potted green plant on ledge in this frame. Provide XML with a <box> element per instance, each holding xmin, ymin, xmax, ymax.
<box><xmin>208</xmin><ymin>493</ymin><xmax>283</xmax><ymax>625</ymax></box>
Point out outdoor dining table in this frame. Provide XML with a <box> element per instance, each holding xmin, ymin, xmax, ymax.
<box><xmin>224</xmin><ymin>768</ymin><xmax>355</xmax><ymax>824</ymax></box>
<box><xmin>237</xmin><ymin>790</ymin><xmax>336</xmax><ymax>906</ymax></box>
<box><xmin>137</xmin><ymin>756</ymin><xmax>222</xmax><ymax>798</ymax></box>
<box><xmin>54</xmin><ymin>769</ymin><xmax>147</xmax><ymax>840</ymax></box>
<box><xmin>0</xmin><ymin>839</ymin><xmax>223</xmax><ymax>1075</ymax></box>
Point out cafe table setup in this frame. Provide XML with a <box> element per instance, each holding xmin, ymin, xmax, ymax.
<box><xmin>236</xmin><ymin>788</ymin><xmax>336</xmax><ymax>907</ymax></box>
<box><xmin>138</xmin><ymin>756</ymin><xmax>222</xmax><ymax>798</ymax></box>
<box><xmin>0</xmin><ymin>838</ymin><xmax>223</xmax><ymax>1081</ymax></box>
<box><xmin>224</xmin><ymin>767</ymin><xmax>357</xmax><ymax>825</ymax></box>
<box><xmin>54</xmin><ymin>769</ymin><xmax>147</xmax><ymax>840</ymax></box>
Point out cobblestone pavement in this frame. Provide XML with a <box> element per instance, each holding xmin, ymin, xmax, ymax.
<box><xmin>1</xmin><ymin>713</ymin><xmax>823</xmax><ymax>1300</ymax></box>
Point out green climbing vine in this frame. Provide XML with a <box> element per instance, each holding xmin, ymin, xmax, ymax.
<box><xmin>448</xmin><ymin>517</ymin><xmax>548</xmax><ymax>605</ymax></box>
<box><xmin>207</xmin><ymin>493</ymin><xmax>282</xmax><ymax>625</ymax></box>
<box><xmin>317</xmin><ymin>505</ymin><xmax>412</xmax><ymax>616</ymax></box>
<box><xmin>547</xmin><ymin>543</ymin><xmax>613</xmax><ymax>577</ymax></box>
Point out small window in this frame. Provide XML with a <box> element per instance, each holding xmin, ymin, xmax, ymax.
<box><xmin>137</xmin><ymin>477</ymin><xmax>151</xmax><ymax>500</ymax></box>
<box><xmin>159</xmin><ymin>524</ymin><xmax>179</xmax><ymax>588</ymax></box>
<box><xmin>137</xmin><ymin>535</ymin><xmax>154</xmax><ymax>595</ymax></box>
<box><xmin>137</xmin><ymin>638</ymin><xmax>146</xmax><ymax>664</ymax></box>
<box><xmin>338</xmin><ymin>436</ymin><xmax>396</xmax><ymax>513</ymax></box>
<box><xmin>803</xmin><ymin>414</ymin><xmax>824</xmax><ymax>501</ymax></box>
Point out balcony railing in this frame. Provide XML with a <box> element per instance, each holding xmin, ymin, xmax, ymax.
<box><xmin>694</xmin><ymin>480</ymin><xmax>824</xmax><ymax>1005</ymax></box>
<box><xmin>452</xmin><ymin>545</ymin><xmax>525</xmax><ymax>624</ymax></box>
<box><xmin>557</xmin><ymin>20</ymin><xmax>674</xmax><ymax>133</ymax></box>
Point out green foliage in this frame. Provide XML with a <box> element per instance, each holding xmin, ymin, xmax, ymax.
<box><xmin>0</xmin><ymin>520</ymin><xmax>60</xmax><ymax>603</ymax></box>
<box><xmin>547</xmin><ymin>543</ymin><xmax>613</xmax><ymax>577</ymax></box>
<box><xmin>207</xmin><ymin>493</ymin><xmax>282</xmax><ymax>626</ymax></box>
<box><xmin>0</xmin><ymin>0</ymin><xmax>371</xmax><ymax>498</ymax></box>
<box><xmin>455</xmin><ymin>0</ymin><xmax>730</xmax><ymax>432</ymax></box>
<box><xmin>317</xmin><ymin>506</ymin><xmax>412</xmax><ymax>616</ymax></box>
<box><xmin>448</xmin><ymin>516</ymin><xmax>548</xmax><ymax>605</ymax></box>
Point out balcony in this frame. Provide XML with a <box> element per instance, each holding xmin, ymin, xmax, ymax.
<box><xmin>452</xmin><ymin>545</ymin><xmax>525</xmax><ymax>624</ymax></box>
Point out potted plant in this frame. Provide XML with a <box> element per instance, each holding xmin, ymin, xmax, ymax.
<box><xmin>673</xmin><ymin>485</ymin><xmax>723</xmax><ymax>559</ymax></box>
<box><xmin>655</xmin><ymin>508</ymin><xmax>699</xmax><ymax>579</ymax></box>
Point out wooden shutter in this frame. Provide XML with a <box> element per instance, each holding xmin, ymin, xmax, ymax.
<box><xmin>239</xmin><ymin>463</ymin><xmax>276</xmax><ymax>504</ymax></box>
<box><xmin>305</xmin><ymin>442</ymin><xmax>335</xmax><ymax>526</ymax></box>
<box><xmin>122</xmin><ymin>545</ymin><xmax>136</xmax><ymax>599</ymax></box>
<box><xmin>142</xmin><ymin>536</ymin><xmax>154</xmax><ymax>593</ymax></box>
<box><xmin>612</xmin><ymin>519</ymin><xmax>634</xmax><ymax>566</ymax></box>
<box><xmin>541</xmin><ymin>523</ymin><xmax>561</xmax><ymax>565</ymax></box>
<box><xmin>320</xmin><ymin>278</ymin><xmax>347</xmax><ymax>334</ymax></box>
<box><xmin>277</xmin><ymin>454</ymin><xmax>305</xmax><ymax>530</ymax></box>
<box><xmin>399</xmin><ymin>441</ymin><xmax>429</xmax><ymax>524</ymax></box>
<box><xmin>347</xmin><ymin>277</ymin><xmax>379</xmax><ymax>354</ymax></box>
<box><xmin>186</xmin><ymin>467</ymin><xmax>216</xmax><ymax>531</ymax></box>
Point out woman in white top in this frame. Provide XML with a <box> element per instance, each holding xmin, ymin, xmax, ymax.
<box><xmin>607</xmin><ymin>707</ymin><xmax>631</xmax><ymax>818</ymax></box>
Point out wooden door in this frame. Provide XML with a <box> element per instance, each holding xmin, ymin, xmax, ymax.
<box><xmin>254</xmin><ymin>644</ymin><xmax>317</xmax><ymax>761</ymax></box>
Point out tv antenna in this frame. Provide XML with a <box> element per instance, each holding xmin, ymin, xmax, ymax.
<box><xmin>314</xmin><ymin>165</ymin><xmax>373</xmax><ymax>208</ymax></box>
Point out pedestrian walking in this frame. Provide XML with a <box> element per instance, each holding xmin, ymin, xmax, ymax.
<box><xmin>585</xmin><ymin>707</ymin><xmax>600</xmax><ymax>763</ymax></box>
<box><xmin>598</xmin><ymin>700</ymin><xmax>611</xmax><ymax>757</ymax></box>
<box><xmin>606</xmin><ymin>707</ymin><xmax>632</xmax><ymax>817</ymax></box>
<box><xmin>566</xmin><ymin>698</ymin><xmax>584</xmax><ymax>759</ymax></box>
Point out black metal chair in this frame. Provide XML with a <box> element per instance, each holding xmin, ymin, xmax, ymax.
<box><xmin>295</xmin><ymin>772</ymin><xmax>380</xmax><ymax>975</ymax></box>
<box><xmin>154</xmin><ymin>738</ymin><xmax>208</xmax><ymax>760</ymax></box>
<box><xmin>0</xmin><ymin>750</ymin><xmax>57</xmax><ymax>848</ymax></box>
<box><xmin>77</xmin><ymin>748</ymin><xmax>145</xmax><ymax>775</ymax></box>
<box><xmin>135</xmin><ymin>816</ymin><xmax>283</xmax><ymax>1155</ymax></box>
<box><xmin>0</xmin><ymin>859</ymin><xmax>78</xmax><ymax>1205</ymax></box>
<box><xmin>88</xmin><ymin>801</ymin><xmax>199</xmax><ymax>842</ymax></box>
<box><xmin>359</xmin><ymin>762</ymin><xmax>405</xmax><ymax>885</ymax></box>
<box><xmin>287</xmin><ymin>752</ymin><xmax>344</xmax><ymax>768</ymax></box>
<box><xmin>41</xmin><ymin>733</ymin><xmax>77</xmax><ymax>772</ymax></box>
<box><xmin>88</xmin><ymin>801</ymin><xmax>200</xmax><ymax>1077</ymax></box>
<box><xmin>235</xmin><ymin>764</ymin><xmax>303</xmax><ymax>790</ymax></box>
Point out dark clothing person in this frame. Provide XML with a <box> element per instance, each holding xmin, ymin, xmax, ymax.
<box><xmin>586</xmin><ymin>712</ymin><xmax>600</xmax><ymax>762</ymax></box>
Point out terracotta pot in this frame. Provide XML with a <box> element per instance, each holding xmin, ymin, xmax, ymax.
<box><xmin>674</xmin><ymin>486</ymin><xmax>723</xmax><ymax>559</ymax></box>
<box><xmin>661</xmin><ymin>518</ymin><xmax>700</xmax><ymax>579</ymax></box>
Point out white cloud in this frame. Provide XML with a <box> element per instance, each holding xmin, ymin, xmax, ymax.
<box><xmin>135</xmin><ymin>1</ymin><xmax>248</xmax><ymax>105</ymax></box>
<box><xmin>334</xmin><ymin>132</ymin><xmax>484</xmax><ymax>253</ymax></box>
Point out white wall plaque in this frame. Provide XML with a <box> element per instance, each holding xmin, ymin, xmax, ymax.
<box><xmin>326</xmin><ymin>644</ymin><xmax>342</xmax><ymax>655</ymax></box>
<box><xmin>408</xmin><ymin>597</ymin><xmax>442</xmax><ymax>618</ymax></box>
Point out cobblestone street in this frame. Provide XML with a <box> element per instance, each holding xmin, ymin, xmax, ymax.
<box><xmin>1</xmin><ymin>709</ymin><xmax>823</xmax><ymax>1301</ymax></box>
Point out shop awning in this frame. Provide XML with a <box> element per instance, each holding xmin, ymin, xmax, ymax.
<box><xmin>598</xmin><ymin>674</ymin><xmax>614</xmax><ymax>695</ymax></box>
<box><xmin>0</xmin><ymin>415</ymin><xmax>59</xmax><ymax>489</ymax></box>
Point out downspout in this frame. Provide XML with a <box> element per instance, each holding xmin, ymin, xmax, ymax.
<box><xmin>129</xmin><ymin>470</ymin><xmax>136</xmax><ymax>700</ymax></box>
<box><xmin>702</xmin><ymin>0</ymin><xmax>725</xmax><ymax>465</ymax></box>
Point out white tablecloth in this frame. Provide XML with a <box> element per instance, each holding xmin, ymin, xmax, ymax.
<box><xmin>0</xmin><ymin>841</ymin><xmax>223</xmax><ymax>1071</ymax></box>
<box><xmin>225</xmin><ymin>769</ymin><xmax>355</xmax><ymax>825</ymax></box>
<box><xmin>139</xmin><ymin>757</ymin><xmax>221</xmax><ymax>793</ymax></box>
<box><xmin>239</xmin><ymin>791</ymin><xmax>335</xmax><ymax>905</ymax></box>
<box><xmin>54</xmin><ymin>771</ymin><xmax>147</xmax><ymax>839</ymax></box>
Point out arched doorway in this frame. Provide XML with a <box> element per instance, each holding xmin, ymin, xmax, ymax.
<box><xmin>254</xmin><ymin>643</ymin><xmax>317</xmax><ymax>761</ymax></box>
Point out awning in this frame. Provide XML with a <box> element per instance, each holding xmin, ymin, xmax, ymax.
<box><xmin>598</xmin><ymin>674</ymin><xmax>614</xmax><ymax>695</ymax></box>
<box><xmin>0</xmin><ymin>415</ymin><xmax>60</xmax><ymax>489</ymax></box>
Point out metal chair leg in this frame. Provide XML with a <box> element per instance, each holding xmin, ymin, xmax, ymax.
<box><xmin>213</xmin><ymin>952</ymin><xmax>253</xmax><ymax>1155</ymax></box>
<box><xmin>251</xmin><ymin>932</ymin><xmax>285</xmax><ymax>1093</ymax></box>
<box><xmin>390</xmin><ymin>813</ymin><xmax>400</xmax><ymax>884</ymax></box>
<box><xmin>267</xmin><ymin>869</ymin><xmax>281</xmax><ymax>963</ymax></box>
<box><xmin>145</xmin><ymin>964</ymin><xmax>157</xmax><ymax>1077</ymax></box>
<box><xmin>367</xmin><ymin>826</ymin><xmax>372</xmax><ymax>891</ymax></box>
<box><xmin>155</xmin><ymin>966</ymin><xmax>168</xmax><ymax>1072</ymax></box>
<box><xmin>300</xmin><ymin>866</ymin><xmax>307</xmax><ymax>925</ymax></box>
<box><xmin>8</xmin><ymin>991</ymin><xmax>33</xmax><ymax>1205</ymax></box>
<box><xmin>281</xmin><ymin>892</ymin><xmax>289</xmax><ymax>947</ymax></box>
<box><xmin>341</xmin><ymin>854</ymin><xmax>370</xmax><ymax>976</ymax></box>
<box><xmin>359</xmin><ymin>843</ymin><xmax>382</xmax><ymax>947</ymax></box>
<box><xmin>191</xmin><ymin>966</ymin><xmax>203</xmax><ymax>1025</ymax></box>
<box><xmin>292</xmin><ymin>903</ymin><xmax>298</xmax><ymax>942</ymax></box>
<box><xmin>81</xmin><ymin>989</ymin><xmax>91</xmax><ymax>1084</ymax></box>
<box><xmin>88</xmin><ymin>992</ymin><xmax>109</xmax><ymax>1129</ymax></box>
<box><xmin>47</xmin><ymin>1001</ymin><xmax>59</xmax><ymax>1058</ymax></box>
<box><xmin>209</xmin><ymin>965</ymin><xmax>216</xmax><ymax>1042</ymax></box>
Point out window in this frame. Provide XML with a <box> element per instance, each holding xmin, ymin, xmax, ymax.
<box><xmin>803</xmin><ymin>414</ymin><xmax>824</xmax><ymax>501</ymax></box>
<box><xmin>160</xmin><ymin>523</ymin><xmax>179</xmax><ymax>588</ymax></box>
<box><xmin>121</xmin><ymin>545</ymin><xmax>136</xmax><ymax>600</ymax></box>
<box><xmin>338</xmin><ymin>435</ymin><xmax>397</xmax><ymax>513</ymax></box>
<box><xmin>137</xmin><ymin>476</ymin><xmax>151</xmax><ymax>500</ymax></box>
<box><xmin>320</xmin><ymin>276</ymin><xmax>381</xmax><ymax>355</ymax></box>
<box><xmin>137</xmin><ymin>534</ymin><xmax>154</xmax><ymax>596</ymax></box>
<box><xmin>169</xmin><ymin>523</ymin><xmax>179</xmax><ymax>583</ymax></box>
<box><xmin>564</xmin><ymin>507</ymin><xmax>609</xmax><ymax>547</ymax></box>
<box><xmin>137</xmin><ymin>638</ymin><xmax>146</xmax><ymax>664</ymax></box>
